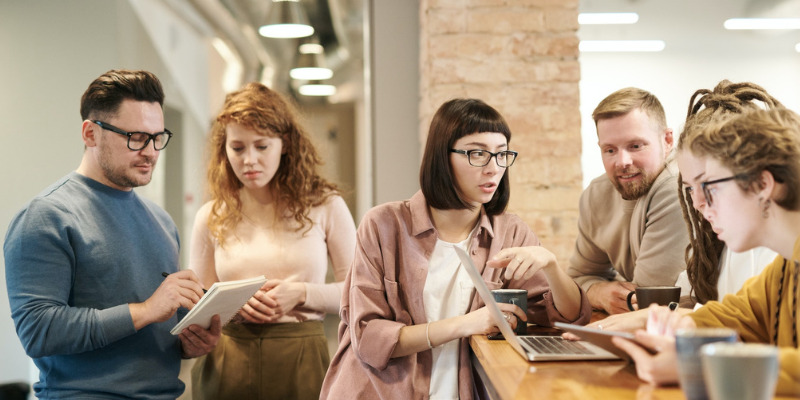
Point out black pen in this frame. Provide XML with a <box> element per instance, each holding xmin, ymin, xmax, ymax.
<box><xmin>161</xmin><ymin>271</ymin><xmax>207</xmax><ymax>293</ymax></box>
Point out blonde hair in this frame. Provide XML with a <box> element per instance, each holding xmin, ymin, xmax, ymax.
<box><xmin>592</xmin><ymin>87</ymin><xmax>667</xmax><ymax>131</ymax></box>
<box><xmin>205</xmin><ymin>82</ymin><xmax>337</xmax><ymax>246</ymax></box>
<box><xmin>677</xmin><ymin>80</ymin><xmax>783</xmax><ymax>304</ymax></box>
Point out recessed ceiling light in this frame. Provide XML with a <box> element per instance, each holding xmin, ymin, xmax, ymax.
<box><xmin>579</xmin><ymin>40</ymin><xmax>665</xmax><ymax>52</ymax></box>
<box><xmin>724</xmin><ymin>18</ymin><xmax>800</xmax><ymax>30</ymax></box>
<box><xmin>796</xmin><ymin>43</ymin><xmax>800</xmax><ymax>52</ymax></box>
<box><xmin>290</xmin><ymin>66</ymin><xmax>333</xmax><ymax>81</ymax></box>
<box><xmin>578</xmin><ymin>13</ymin><xmax>639</xmax><ymax>25</ymax></box>
<box><xmin>299</xmin><ymin>83</ymin><xmax>336</xmax><ymax>96</ymax></box>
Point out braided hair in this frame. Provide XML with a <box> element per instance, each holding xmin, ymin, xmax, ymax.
<box><xmin>676</xmin><ymin>80</ymin><xmax>783</xmax><ymax>304</ymax></box>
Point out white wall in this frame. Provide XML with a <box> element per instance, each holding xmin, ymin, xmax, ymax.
<box><xmin>0</xmin><ymin>0</ymin><xmax>214</xmax><ymax>386</ymax></box>
<box><xmin>580</xmin><ymin>52</ymin><xmax>800</xmax><ymax>187</ymax></box>
<box><xmin>368</xmin><ymin>0</ymin><xmax>420</xmax><ymax>206</ymax></box>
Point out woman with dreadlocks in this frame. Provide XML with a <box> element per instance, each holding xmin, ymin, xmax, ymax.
<box><xmin>614</xmin><ymin>105</ymin><xmax>800</xmax><ymax>396</ymax></box>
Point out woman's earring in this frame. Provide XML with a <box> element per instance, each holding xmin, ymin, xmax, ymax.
<box><xmin>762</xmin><ymin>198</ymin><xmax>771</xmax><ymax>219</ymax></box>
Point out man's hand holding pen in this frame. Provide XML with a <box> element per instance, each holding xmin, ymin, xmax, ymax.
<box><xmin>129</xmin><ymin>269</ymin><xmax>221</xmax><ymax>357</ymax></box>
<box><xmin>129</xmin><ymin>270</ymin><xmax>206</xmax><ymax>330</ymax></box>
<box><xmin>162</xmin><ymin>271</ymin><xmax>208</xmax><ymax>294</ymax></box>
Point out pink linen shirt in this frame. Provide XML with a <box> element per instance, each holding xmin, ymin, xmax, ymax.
<box><xmin>320</xmin><ymin>191</ymin><xmax>592</xmax><ymax>399</ymax></box>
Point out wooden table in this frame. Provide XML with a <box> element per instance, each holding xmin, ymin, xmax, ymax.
<box><xmin>469</xmin><ymin>314</ymin><xmax>794</xmax><ymax>400</ymax></box>
<box><xmin>470</xmin><ymin>332</ymin><xmax>686</xmax><ymax>400</ymax></box>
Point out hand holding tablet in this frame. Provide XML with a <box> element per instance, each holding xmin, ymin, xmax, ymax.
<box><xmin>555</xmin><ymin>322</ymin><xmax>656</xmax><ymax>362</ymax></box>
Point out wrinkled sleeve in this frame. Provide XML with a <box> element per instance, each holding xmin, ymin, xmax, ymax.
<box><xmin>567</xmin><ymin>197</ymin><xmax>619</xmax><ymax>293</ymax></box>
<box><xmin>690</xmin><ymin>259</ymin><xmax>799</xmax><ymax>396</ymax></box>
<box><xmin>630</xmin><ymin>177</ymin><xmax>688</xmax><ymax>287</ymax></box>
<box><xmin>346</xmin><ymin>210</ymin><xmax>405</xmax><ymax>371</ymax></box>
<box><xmin>304</xmin><ymin>195</ymin><xmax>357</xmax><ymax>314</ymax></box>
<box><xmin>504</xmin><ymin>217</ymin><xmax>592</xmax><ymax>327</ymax></box>
<box><xmin>4</xmin><ymin>199</ymin><xmax>135</xmax><ymax>358</ymax></box>
<box><xmin>517</xmin><ymin>270</ymin><xmax>592</xmax><ymax>327</ymax></box>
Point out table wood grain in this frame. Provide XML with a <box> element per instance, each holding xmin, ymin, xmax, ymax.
<box><xmin>470</xmin><ymin>332</ymin><xmax>688</xmax><ymax>400</ymax></box>
<box><xmin>470</xmin><ymin>313</ymin><xmax>794</xmax><ymax>400</ymax></box>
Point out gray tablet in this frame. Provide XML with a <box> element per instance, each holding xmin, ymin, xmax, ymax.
<box><xmin>554</xmin><ymin>322</ymin><xmax>655</xmax><ymax>361</ymax></box>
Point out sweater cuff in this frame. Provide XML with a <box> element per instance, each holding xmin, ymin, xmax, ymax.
<box><xmin>98</xmin><ymin>304</ymin><xmax>137</xmax><ymax>344</ymax></box>
<box><xmin>303</xmin><ymin>282</ymin><xmax>343</xmax><ymax>315</ymax></box>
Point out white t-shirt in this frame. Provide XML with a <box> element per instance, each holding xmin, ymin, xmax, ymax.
<box><xmin>423</xmin><ymin>237</ymin><xmax>475</xmax><ymax>400</ymax></box>
<box><xmin>675</xmin><ymin>246</ymin><xmax>777</xmax><ymax>309</ymax></box>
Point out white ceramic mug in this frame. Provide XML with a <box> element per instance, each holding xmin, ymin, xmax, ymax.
<box><xmin>700</xmin><ymin>342</ymin><xmax>779</xmax><ymax>400</ymax></box>
<box><xmin>675</xmin><ymin>328</ymin><xmax>739</xmax><ymax>400</ymax></box>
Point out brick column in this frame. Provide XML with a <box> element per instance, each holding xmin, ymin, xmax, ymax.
<box><xmin>420</xmin><ymin>0</ymin><xmax>582</xmax><ymax>268</ymax></box>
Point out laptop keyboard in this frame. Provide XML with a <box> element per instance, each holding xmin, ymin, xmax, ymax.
<box><xmin>521</xmin><ymin>336</ymin><xmax>592</xmax><ymax>355</ymax></box>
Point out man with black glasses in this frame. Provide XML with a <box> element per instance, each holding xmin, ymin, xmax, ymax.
<box><xmin>4</xmin><ymin>69</ymin><xmax>220</xmax><ymax>399</ymax></box>
<box><xmin>566</xmin><ymin>87</ymin><xmax>689</xmax><ymax>315</ymax></box>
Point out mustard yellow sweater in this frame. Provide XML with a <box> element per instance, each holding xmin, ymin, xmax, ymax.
<box><xmin>690</xmin><ymin>236</ymin><xmax>800</xmax><ymax>396</ymax></box>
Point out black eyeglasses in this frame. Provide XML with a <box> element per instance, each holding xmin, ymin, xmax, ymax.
<box><xmin>450</xmin><ymin>149</ymin><xmax>518</xmax><ymax>168</ymax></box>
<box><xmin>91</xmin><ymin>120</ymin><xmax>173</xmax><ymax>151</ymax></box>
<box><xmin>700</xmin><ymin>175</ymin><xmax>746</xmax><ymax>207</ymax></box>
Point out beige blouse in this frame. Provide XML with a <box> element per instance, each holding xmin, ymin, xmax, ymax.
<box><xmin>189</xmin><ymin>194</ymin><xmax>356</xmax><ymax>321</ymax></box>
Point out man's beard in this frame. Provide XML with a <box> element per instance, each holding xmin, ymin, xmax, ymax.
<box><xmin>612</xmin><ymin>167</ymin><xmax>660</xmax><ymax>200</ymax></box>
<box><xmin>97</xmin><ymin>140</ymin><xmax>155</xmax><ymax>189</ymax></box>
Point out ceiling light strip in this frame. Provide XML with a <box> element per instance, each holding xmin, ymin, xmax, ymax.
<box><xmin>579</xmin><ymin>40</ymin><xmax>665</xmax><ymax>52</ymax></box>
<box><xmin>299</xmin><ymin>84</ymin><xmax>336</xmax><ymax>96</ymax></box>
<box><xmin>578</xmin><ymin>13</ymin><xmax>639</xmax><ymax>25</ymax></box>
<box><xmin>724</xmin><ymin>18</ymin><xmax>800</xmax><ymax>30</ymax></box>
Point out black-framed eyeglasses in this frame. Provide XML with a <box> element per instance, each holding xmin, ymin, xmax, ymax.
<box><xmin>450</xmin><ymin>149</ymin><xmax>518</xmax><ymax>168</ymax></box>
<box><xmin>700</xmin><ymin>175</ymin><xmax>747</xmax><ymax>207</ymax></box>
<box><xmin>91</xmin><ymin>120</ymin><xmax>173</xmax><ymax>151</ymax></box>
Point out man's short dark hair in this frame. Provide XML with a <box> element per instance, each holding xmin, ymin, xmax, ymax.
<box><xmin>80</xmin><ymin>69</ymin><xmax>164</xmax><ymax>120</ymax></box>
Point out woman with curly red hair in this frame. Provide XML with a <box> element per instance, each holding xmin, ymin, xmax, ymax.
<box><xmin>189</xmin><ymin>82</ymin><xmax>356</xmax><ymax>399</ymax></box>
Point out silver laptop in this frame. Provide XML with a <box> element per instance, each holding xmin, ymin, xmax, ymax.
<box><xmin>454</xmin><ymin>246</ymin><xmax>619</xmax><ymax>361</ymax></box>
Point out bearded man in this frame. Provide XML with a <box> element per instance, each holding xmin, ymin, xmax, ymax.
<box><xmin>566</xmin><ymin>87</ymin><xmax>689</xmax><ymax>314</ymax></box>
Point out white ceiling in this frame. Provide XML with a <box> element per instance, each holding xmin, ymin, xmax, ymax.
<box><xmin>169</xmin><ymin>0</ymin><xmax>800</xmax><ymax>102</ymax></box>
<box><xmin>579</xmin><ymin>0</ymin><xmax>800</xmax><ymax>54</ymax></box>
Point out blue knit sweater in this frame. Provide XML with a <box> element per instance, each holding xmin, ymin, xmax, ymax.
<box><xmin>4</xmin><ymin>172</ymin><xmax>183</xmax><ymax>399</ymax></box>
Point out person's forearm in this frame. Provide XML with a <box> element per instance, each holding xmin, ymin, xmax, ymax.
<box><xmin>129</xmin><ymin>302</ymin><xmax>156</xmax><ymax>331</ymax></box>
<box><xmin>302</xmin><ymin>281</ymin><xmax>343</xmax><ymax>314</ymax></box>
<box><xmin>390</xmin><ymin>317</ymin><xmax>466</xmax><ymax>358</ymax></box>
<box><xmin>14</xmin><ymin>302</ymin><xmax>134</xmax><ymax>357</ymax></box>
<box><xmin>543</xmin><ymin>264</ymin><xmax>583</xmax><ymax>321</ymax></box>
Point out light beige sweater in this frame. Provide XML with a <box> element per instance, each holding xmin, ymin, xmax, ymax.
<box><xmin>189</xmin><ymin>194</ymin><xmax>356</xmax><ymax>321</ymax></box>
<box><xmin>567</xmin><ymin>160</ymin><xmax>689</xmax><ymax>293</ymax></box>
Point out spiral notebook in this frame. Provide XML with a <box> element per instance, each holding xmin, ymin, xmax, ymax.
<box><xmin>170</xmin><ymin>275</ymin><xmax>267</xmax><ymax>335</ymax></box>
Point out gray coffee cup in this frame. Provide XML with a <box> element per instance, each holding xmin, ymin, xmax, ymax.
<box><xmin>491</xmin><ymin>289</ymin><xmax>527</xmax><ymax>335</ymax></box>
<box><xmin>701</xmin><ymin>342</ymin><xmax>779</xmax><ymax>400</ymax></box>
<box><xmin>626</xmin><ymin>285</ymin><xmax>681</xmax><ymax>311</ymax></box>
<box><xmin>675</xmin><ymin>328</ymin><xmax>739</xmax><ymax>400</ymax></box>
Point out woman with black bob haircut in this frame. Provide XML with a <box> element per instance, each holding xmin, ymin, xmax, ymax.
<box><xmin>321</xmin><ymin>98</ymin><xmax>591</xmax><ymax>399</ymax></box>
<box><xmin>421</xmin><ymin>98</ymin><xmax>511</xmax><ymax>215</ymax></box>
